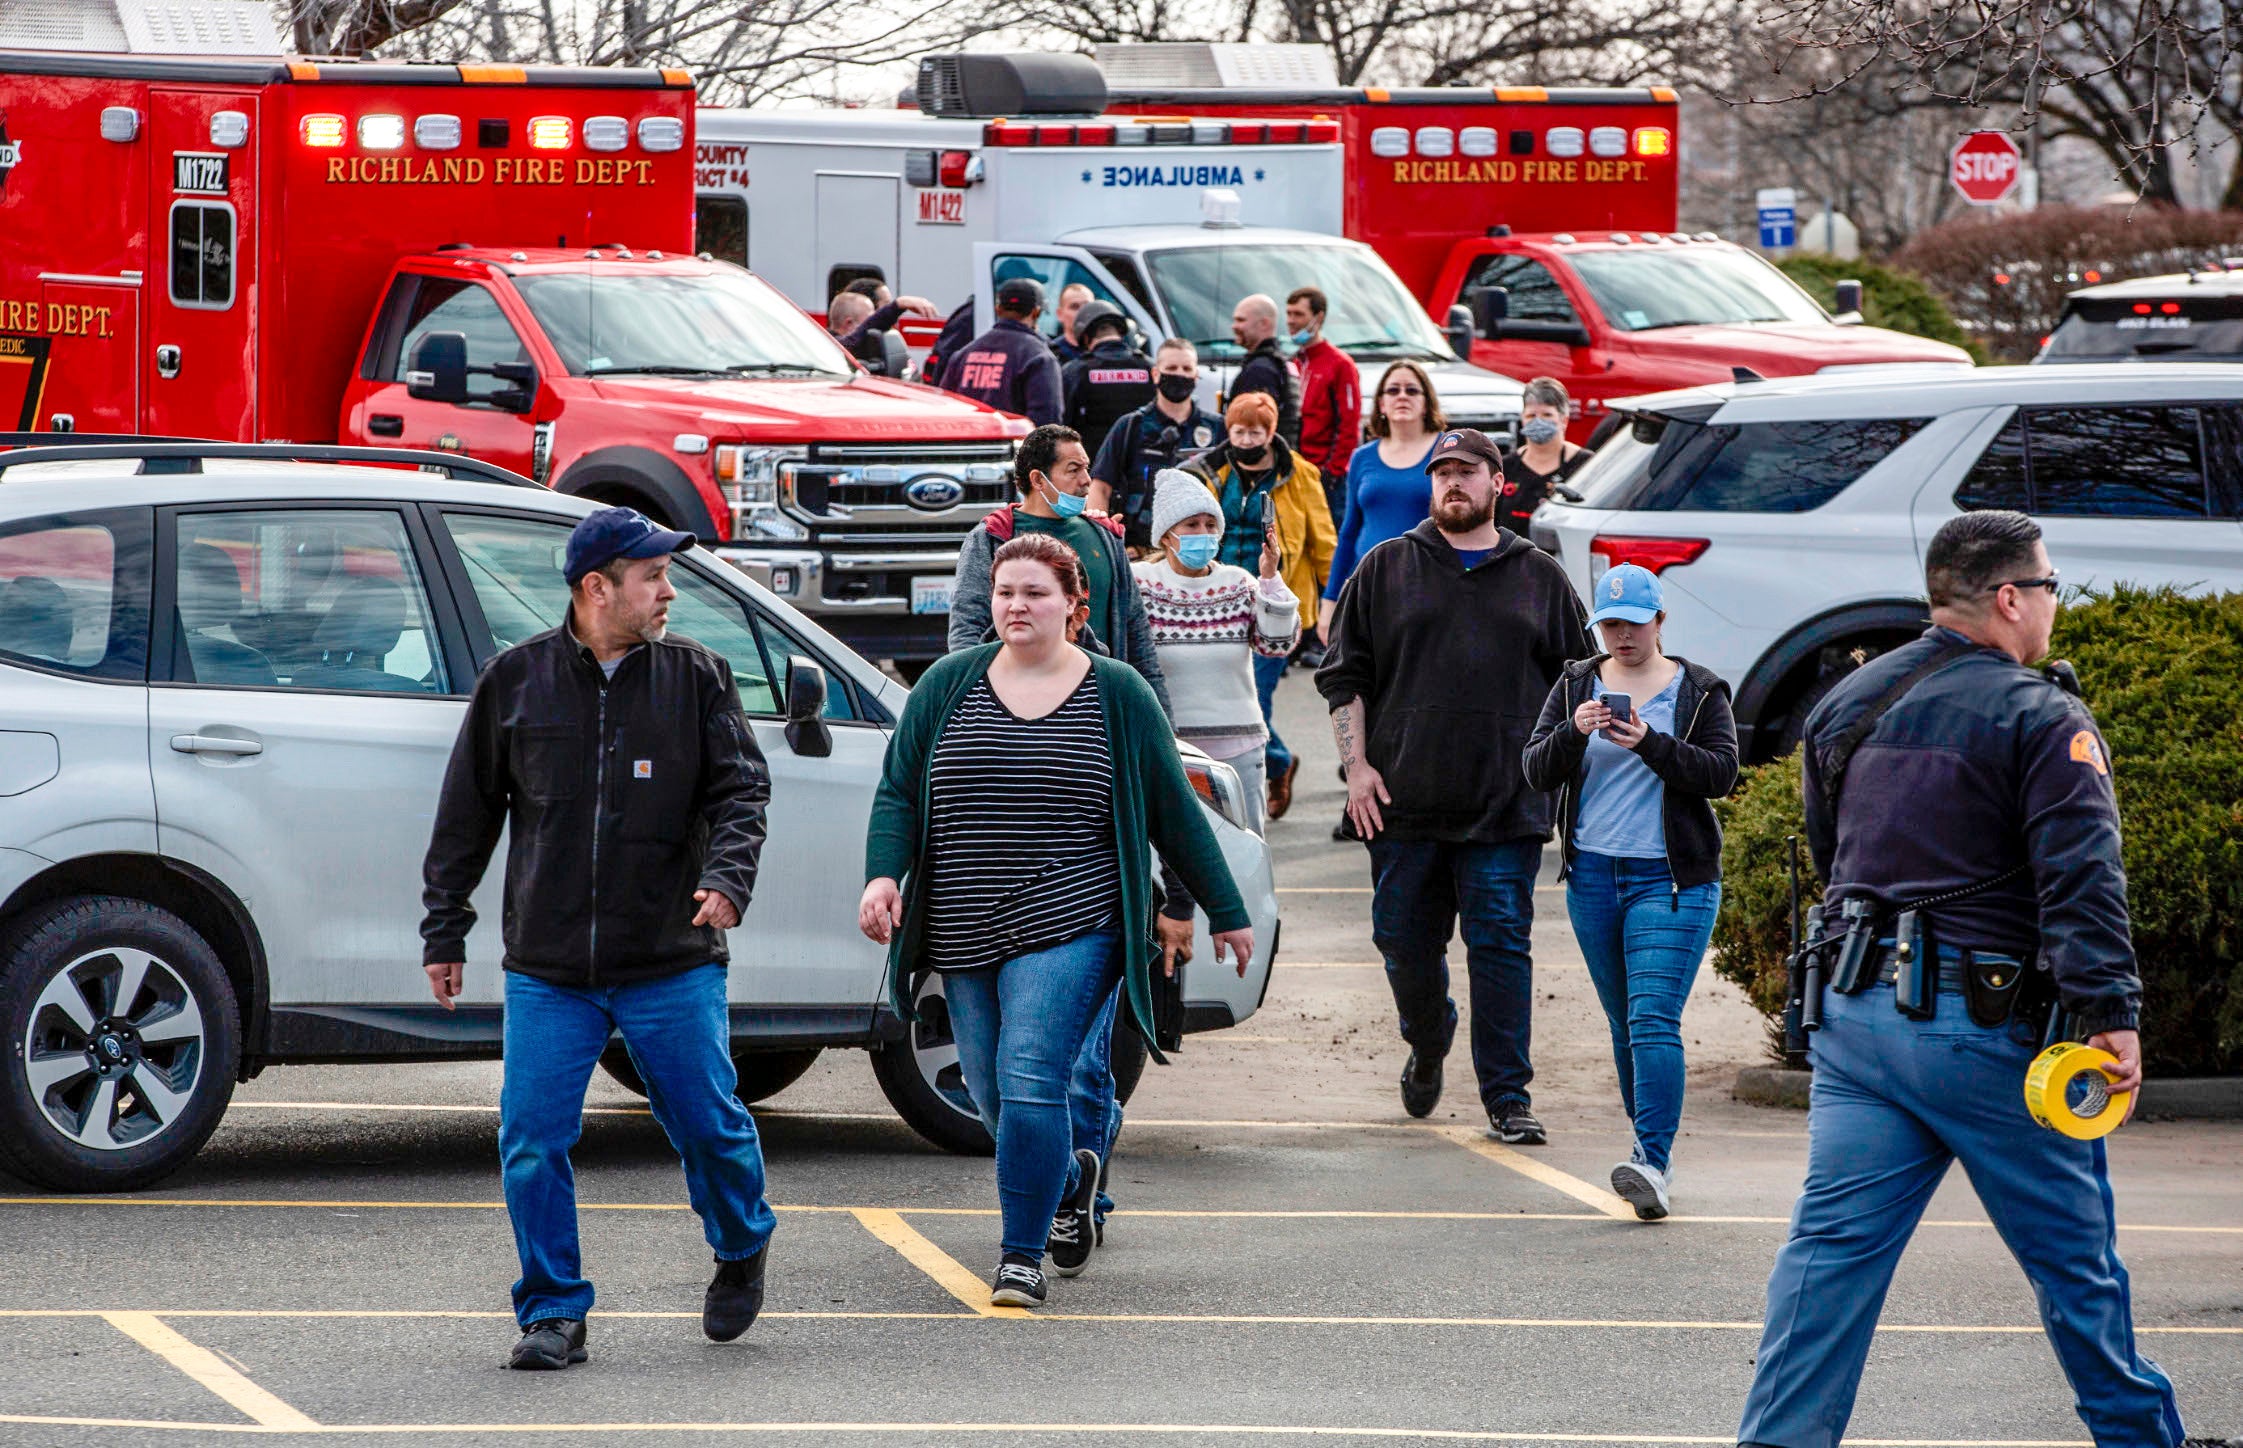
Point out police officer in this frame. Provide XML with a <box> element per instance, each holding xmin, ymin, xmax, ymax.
<box><xmin>1737</xmin><ymin>510</ymin><xmax>2195</xmax><ymax>1448</ymax></box>
<box><xmin>1088</xmin><ymin>338</ymin><xmax>1223</xmax><ymax>551</ymax></box>
<box><xmin>1061</xmin><ymin>301</ymin><xmax>1155</xmax><ymax>467</ymax></box>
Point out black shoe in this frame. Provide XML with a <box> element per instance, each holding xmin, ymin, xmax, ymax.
<box><xmin>703</xmin><ymin>1245</ymin><xmax>767</xmax><ymax>1342</ymax></box>
<box><xmin>1490</xmin><ymin>1105</ymin><xmax>1547</xmax><ymax>1145</ymax></box>
<box><xmin>1047</xmin><ymin>1147</ymin><xmax>1101</xmax><ymax>1277</ymax></box>
<box><xmin>508</xmin><ymin>1317</ymin><xmax>586</xmax><ymax>1370</ymax></box>
<box><xmin>1399</xmin><ymin>1050</ymin><xmax>1443</xmax><ymax>1118</ymax></box>
<box><xmin>991</xmin><ymin>1255</ymin><xmax>1047</xmax><ymax>1308</ymax></box>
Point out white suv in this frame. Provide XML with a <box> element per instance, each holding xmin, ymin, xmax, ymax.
<box><xmin>1532</xmin><ymin>363</ymin><xmax>2243</xmax><ymax>760</ymax></box>
<box><xmin>0</xmin><ymin>442</ymin><xmax>1278</xmax><ymax>1192</ymax></box>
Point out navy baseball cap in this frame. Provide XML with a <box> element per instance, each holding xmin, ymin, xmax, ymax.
<box><xmin>1588</xmin><ymin>563</ymin><xmax>1663</xmax><ymax>625</ymax></box>
<box><xmin>1424</xmin><ymin>427</ymin><xmax>1505</xmax><ymax>471</ymax></box>
<box><xmin>564</xmin><ymin>506</ymin><xmax>695</xmax><ymax>586</ymax></box>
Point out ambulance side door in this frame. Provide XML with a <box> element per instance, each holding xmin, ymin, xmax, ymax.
<box><xmin>347</xmin><ymin>271</ymin><xmax>540</xmax><ymax>478</ymax></box>
<box><xmin>145</xmin><ymin>89</ymin><xmax>259</xmax><ymax>441</ymax></box>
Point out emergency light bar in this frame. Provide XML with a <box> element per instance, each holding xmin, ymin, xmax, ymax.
<box><xmin>980</xmin><ymin>117</ymin><xmax>1339</xmax><ymax>146</ymax></box>
<box><xmin>1369</xmin><ymin>124</ymin><xmax>1671</xmax><ymax>159</ymax></box>
<box><xmin>291</xmin><ymin>108</ymin><xmax>680</xmax><ymax>154</ymax></box>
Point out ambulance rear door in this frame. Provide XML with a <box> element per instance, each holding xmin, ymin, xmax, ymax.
<box><xmin>144</xmin><ymin>88</ymin><xmax>258</xmax><ymax>440</ymax></box>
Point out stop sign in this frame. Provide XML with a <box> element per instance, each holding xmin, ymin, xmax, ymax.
<box><xmin>1951</xmin><ymin>130</ymin><xmax>2023</xmax><ymax>205</ymax></box>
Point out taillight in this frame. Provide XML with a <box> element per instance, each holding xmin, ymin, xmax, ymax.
<box><xmin>937</xmin><ymin>149</ymin><xmax>975</xmax><ymax>187</ymax></box>
<box><xmin>2133</xmin><ymin>303</ymin><xmax>2153</xmax><ymax>315</ymax></box>
<box><xmin>1228</xmin><ymin>122</ymin><xmax>1267</xmax><ymax>144</ymax></box>
<box><xmin>2161</xmin><ymin>301</ymin><xmax>2182</xmax><ymax>314</ymax></box>
<box><xmin>983</xmin><ymin>121</ymin><xmax>1034</xmax><ymax>145</ymax></box>
<box><xmin>1589</xmin><ymin>535</ymin><xmax>1708</xmax><ymax>575</ymax></box>
<box><xmin>299</xmin><ymin>113</ymin><xmax>346</xmax><ymax>147</ymax></box>
<box><xmin>526</xmin><ymin>115</ymin><xmax>572</xmax><ymax>149</ymax></box>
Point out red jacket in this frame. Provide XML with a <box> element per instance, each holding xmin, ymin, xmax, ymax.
<box><xmin>1294</xmin><ymin>338</ymin><xmax>1362</xmax><ymax>481</ymax></box>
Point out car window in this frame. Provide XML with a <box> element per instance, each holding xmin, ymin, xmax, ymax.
<box><xmin>993</xmin><ymin>254</ymin><xmax>1126</xmax><ymax>346</ymax></box>
<box><xmin>0</xmin><ymin>507</ymin><xmax>152</xmax><ymax>680</ymax></box>
<box><xmin>696</xmin><ymin>193</ymin><xmax>748</xmax><ymax>268</ymax></box>
<box><xmin>172</xmin><ymin>510</ymin><xmax>448</xmax><ymax>693</ymax></box>
<box><xmin>1957</xmin><ymin>407</ymin><xmax>2211</xmax><ymax>518</ymax></box>
<box><xmin>1462</xmin><ymin>254</ymin><xmax>1579</xmax><ymax>326</ymax></box>
<box><xmin>2199</xmin><ymin>406</ymin><xmax>2243</xmax><ymax>518</ymax></box>
<box><xmin>1650</xmin><ymin>418</ymin><xmax>1930</xmax><ymax>513</ymax></box>
<box><xmin>391</xmin><ymin>278</ymin><xmax>532</xmax><ymax>403</ymax></box>
<box><xmin>1085</xmin><ymin>249</ymin><xmax>1159</xmax><ymax>320</ymax></box>
<box><xmin>1145</xmin><ymin>243</ymin><xmax>1450</xmax><ymax>362</ymax></box>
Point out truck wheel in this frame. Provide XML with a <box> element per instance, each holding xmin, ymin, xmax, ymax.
<box><xmin>871</xmin><ymin>973</ymin><xmax>1147</xmax><ymax>1157</ymax></box>
<box><xmin>598</xmin><ymin>1044</ymin><xmax>822</xmax><ymax>1106</ymax></box>
<box><xmin>0</xmin><ymin>897</ymin><xmax>240</xmax><ymax>1193</ymax></box>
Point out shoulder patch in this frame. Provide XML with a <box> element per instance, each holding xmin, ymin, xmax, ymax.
<box><xmin>2068</xmin><ymin>729</ymin><xmax>2109</xmax><ymax>776</ymax></box>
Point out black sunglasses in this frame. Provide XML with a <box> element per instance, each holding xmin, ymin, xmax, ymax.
<box><xmin>1990</xmin><ymin>572</ymin><xmax>2060</xmax><ymax>594</ymax></box>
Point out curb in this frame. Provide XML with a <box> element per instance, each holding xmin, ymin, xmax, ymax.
<box><xmin>1733</xmin><ymin>1066</ymin><xmax>2243</xmax><ymax>1119</ymax></box>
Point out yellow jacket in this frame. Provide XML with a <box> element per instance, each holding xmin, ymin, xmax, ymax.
<box><xmin>1189</xmin><ymin>437</ymin><xmax>1336</xmax><ymax>632</ymax></box>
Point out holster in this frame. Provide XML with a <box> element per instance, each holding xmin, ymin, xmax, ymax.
<box><xmin>1828</xmin><ymin>898</ymin><xmax>1880</xmax><ymax>995</ymax></box>
<box><xmin>1962</xmin><ymin>948</ymin><xmax>2028</xmax><ymax>1029</ymax></box>
<box><xmin>1892</xmin><ymin>910</ymin><xmax>1936</xmax><ymax>1021</ymax></box>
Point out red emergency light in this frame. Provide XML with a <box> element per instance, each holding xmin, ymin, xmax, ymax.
<box><xmin>979</xmin><ymin>117</ymin><xmax>1336</xmax><ymax>147</ymax></box>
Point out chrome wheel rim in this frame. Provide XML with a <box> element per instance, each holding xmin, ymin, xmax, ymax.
<box><xmin>23</xmin><ymin>947</ymin><xmax>206</xmax><ymax>1151</ymax></box>
<box><xmin>907</xmin><ymin>974</ymin><xmax>983</xmax><ymax>1127</ymax></box>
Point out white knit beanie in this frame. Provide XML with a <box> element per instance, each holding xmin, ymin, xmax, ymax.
<box><xmin>1149</xmin><ymin>469</ymin><xmax>1222</xmax><ymax>547</ymax></box>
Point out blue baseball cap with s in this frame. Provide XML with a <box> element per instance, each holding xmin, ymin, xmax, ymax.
<box><xmin>563</xmin><ymin>507</ymin><xmax>696</xmax><ymax>586</ymax></box>
<box><xmin>1588</xmin><ymin>563</ymin><xmax>1663</xmax><ymax>625</ymax></box>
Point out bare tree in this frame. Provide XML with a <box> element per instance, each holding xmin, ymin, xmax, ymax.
<box><xmin>287</xmin><ymin>0</ymin><xmax>473</xmax><ymax>54</ymax></box>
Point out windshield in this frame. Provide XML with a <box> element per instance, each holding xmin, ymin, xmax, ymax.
<box><xmin>1568</xmin><ymin>248</ymin><xmax>1827</xmax><ymax>331</ymax></box>
<box><xmin>2041</xmin><ymin>295</ymin><xmax>2243</xmax><ymax>361</ymax></box>
<box><xmin>514</xmin><ymin>268</ymin><xmax>853</xmax><ymax>378</ymax></box>
<box><xmin>1145</xmin><ymin>243</ymin><xmax>1454</xmax><ymax>363</ymax></box>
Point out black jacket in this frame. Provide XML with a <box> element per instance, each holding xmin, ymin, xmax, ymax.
<box><xmin>1802</xmin><ymin>626</ymin><xmax>2140</xmax><ymax>1035</ymax></box>
<box><xmin>1228</xmin><ymin>339</ymin><xmax>1300</xmax><ymax>446</ymax></box>
<box><xmin>1061</xmin><ymin>339</ymin><xmax>1156</xmax><ymax>461</ymax></box>
<box><xmin>419</xmin><ymin>626</ymin><xmax>772</xmax><ymax>987</ymax></box>
<box><xmin>1522</xmin><ymin>655</ymin><xmax>1739</xmax><ymax>890</ymax></box>
<box><xmin>1316</xmin><ymin>522</ymin><xmax>1586</xmax><ymax>843</ymax></box>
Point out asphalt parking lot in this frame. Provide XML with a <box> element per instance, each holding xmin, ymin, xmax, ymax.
<box><xmin>2</xmin><ymin>682</ymin><xmax>2238</xmax><ymax>1447</ymax></box>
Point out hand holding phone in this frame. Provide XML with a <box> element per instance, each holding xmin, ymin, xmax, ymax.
<box><xmin>1604</xmin><ymin>692</ymin><xmax>1633</xmax><ymax>726</ymax></box>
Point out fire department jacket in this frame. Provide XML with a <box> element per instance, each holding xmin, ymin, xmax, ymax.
<box><xmin>942</xmin><ymin>317</ymin><xmax>1064</xmax><ymax>426</ymax></box>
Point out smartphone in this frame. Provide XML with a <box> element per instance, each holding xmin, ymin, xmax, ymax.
<box><xmin>1604</xmin><ymin>693</ymin><xmax>1633</xmax><ymax>726</ymax></box>
<box><xmin>1252</xmin><ymin>491</ymin><xmax>1273</xmax><ymax>533</ymax></box>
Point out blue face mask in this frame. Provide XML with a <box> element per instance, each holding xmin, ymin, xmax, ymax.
<box><xmin>1521</xmin><ymin>417</ymin><xmax>1563</xmax><ymax>446</ymax></box>
<box><xmin>1173</xmin><ymin>533</ymin><xmax>1220</xmax><ymax>570</ymax></box>
<box><xmin>1289</xmin><ymin>327</ymin><xmax>1315</xmax><ymax>348</ymax></box>
<box><xmin>1042</xmin><ymin>477</ymin><xmax>1089</xmax><ymax>519</ymax></box>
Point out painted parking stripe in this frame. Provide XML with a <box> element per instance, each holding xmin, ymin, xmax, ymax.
<box><xmin>1433</xmin><ymin>1126</ymin><xmax>1636</xmax><ymax>1219</ymax></box>
<box><xmin>849</xmin><ymin>1207</ymin><xmax>1030</xmax><ymax>1320</ymax></box>
<box><xmin>102</xmin><ymin>1312</ymin><xmax>319</xmax><ymax>1430</ymax></box>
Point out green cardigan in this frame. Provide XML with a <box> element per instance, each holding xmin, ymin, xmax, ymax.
<box><xmin>866</xmin><ymin>644</ymin><xmax>1252</xmax><ymax>1063</ymax></box>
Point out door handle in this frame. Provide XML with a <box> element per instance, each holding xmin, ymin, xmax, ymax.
<box><xmin>170</xmin><ymin>734</ymin><xmax>262</xmax><ymax>757</ymax></box>
<box><xmin>367</xmin><ymin>414</ymin><xmax>404</xmax><ymax>438</ymax></box>
<box><xmin>156</xmin><ymin>345</ymin><xmax>182</xmax><ymax>379</ymax></box>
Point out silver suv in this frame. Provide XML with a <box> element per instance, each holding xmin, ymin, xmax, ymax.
<box><xmin>0</xmin><ymin>441</ymin><xmax>1278</xmax><ymax>1193</ymax></box>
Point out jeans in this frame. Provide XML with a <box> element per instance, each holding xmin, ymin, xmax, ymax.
<box><xmin>1565</xmin><ymin>852</ymin><xmax>1720</xmax><ymax>1174</ymax></box>
<box><xmin>1252</xmin><ymin>650</ymin><xmax>1293</xmax><ymax>778</ymax></box>
<box><xmin>946</xmin><ymin>929</ymin><xmax>1125</xmax><ymax>1260</ymax></box>
<box><xmin>1367</xmin><ymin>837</ymin><xmax>1541</xmax><ymax>1111</ymax></box>
<box><xmin>1067</xmin><ymin>983</ymin><xmax>1123</xmax><ymax>1223</ymax></box>
<box><xmin>500</xmin><ymin>963</ymin><xmax>776</xmax><ymax>1326</ymax></box>
<box><xmin>1738</xmin><ymin>982</ymin><xmax>2184</xmax><ymax>1448</ymax></box>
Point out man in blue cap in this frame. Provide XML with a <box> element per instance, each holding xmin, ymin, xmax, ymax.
<box><xmin>420</xmin><ymin>506</ymin><xmax>778</xmax><ymax>1370</ymax></box>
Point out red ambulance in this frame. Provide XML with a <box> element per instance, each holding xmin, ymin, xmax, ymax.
<box><xmin>0</xmin><ymin>49</ymin><xmax>1027</xmax><ymax>663</ymax></box>
<box><xmin>1105</xmin><ymin>73</ymin><xmax>1972</xmax><ymax>440</ymax></box>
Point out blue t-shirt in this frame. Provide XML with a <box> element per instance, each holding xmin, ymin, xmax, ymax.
<box><xmin>1451</xmin><ymin>546</ymin><xmax>1494</xmax><ymax>569</ymax></box>
<box><xmin>1324</xmin><ymin>439</ymin><xmax>1435</xmax><ymax>599</ymax></box>
<box><xmin>1574</xmin><ymin>670</ymin><xmax>1683</xmax><ymax>860</ymax></box>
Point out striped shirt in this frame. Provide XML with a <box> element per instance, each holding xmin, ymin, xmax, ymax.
<box><xmin>920</xmin><ymin>671</ymin><xmax>1120</xmax><ymax>973</ymax></box>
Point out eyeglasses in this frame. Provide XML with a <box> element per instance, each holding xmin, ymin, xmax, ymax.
<box><xmin>1381</xmin><ymin>385</ymin><xmax>1424</xmax><ymax>397</ymax></box>
<box><xmin>1990</xmin><ymin>572</ymin><xmax>2060</xmax><ymax>594</ymax></box>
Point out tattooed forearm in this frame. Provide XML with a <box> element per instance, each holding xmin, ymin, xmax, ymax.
<box><xmin>1332</xmin><ymin>697</ymin><xmax>1365</xmax><ymax>774</ymax></box>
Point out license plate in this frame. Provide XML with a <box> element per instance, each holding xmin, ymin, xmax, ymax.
<box><xmin>911</xmin><ymin>577</ymin><xmax>952</xmax><ymax>615</ymax></box>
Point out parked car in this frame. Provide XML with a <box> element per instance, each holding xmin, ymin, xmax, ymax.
<box><xmin>2037</xmin><ymin>268</ymin><xmax>2243</xmax><ymax>365</ymax></box>
<box><xmin>0</xmin><ymin>441</ymin><xmax>1279</xmax><ymax>1192</ymax></box>
<box><xmin>1531</xmin><ymin>364</ymin><xmax>2243</xmax><ymax>761</ymax></box>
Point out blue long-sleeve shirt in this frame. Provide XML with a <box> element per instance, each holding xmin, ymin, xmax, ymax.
<box><xmin>1323</xmin><ymin>439</ymin><xmax>1436</xmax><ymax>601</ymax></box>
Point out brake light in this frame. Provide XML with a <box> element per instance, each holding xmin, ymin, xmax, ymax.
<box><xmin>1305</xmin><ymin>119</ymin><xmax>1340</xmax><ymax>143</ymax></box>
<box><xmin>2161</xmin><ymin>302</ymin><xmax>2182</xmax><ymax>314</ymax></box>
<box><xmin>2133</xmin><ymin>303</ymin><xmax>2153</xmax><ymax>314</ymax></box>
<box><xmin>1590</xmin><ymin>535</ymin><xmax>1708</xmax><ymax>575</ymax></box>
<box><xmin>1633</xmin><ymin>126</ymin><xmax>1672</xmax><ymax>156</ymax></box>
<box><xmin>526</xmin><ymin>115</ymin><xmax>572</xmax><ymax>149</ymax></box>
<box><xmin>937</xmin><ymin>149</ymin><xmax>975</xmax><ymax>187</ymax></box>
<box><xmin>299</xmin><ymin>113</ymin><xmax>346</xmax><ymax>147</ymax></box>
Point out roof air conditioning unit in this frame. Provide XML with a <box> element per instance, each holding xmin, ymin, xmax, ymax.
<box><xmin>915</xmin><ymin>54</ymin><xmax>1109</xmax><ymax>119</ymax></box>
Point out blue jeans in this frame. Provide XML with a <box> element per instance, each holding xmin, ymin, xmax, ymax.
<box><xmin>1252</xmin><ymin>650</ymin><xmax>1293</xmax><ymax>777</ymax></box>
<box><xmin>1367</xmin><ymin>838</ymin><xmax>1541</xmax><ymax>1111</ymax></box>
<box><xmin>1565</xmin><ymin>852</ymin><xmax>1719</xmax><ymax>1174</ymax></box>
<box><xmin>500</xmin><ymin>963</ymin><xmax>776</xmax><ymax>1327</ymax></box>
<box><xmin>1738</xmin><ymin>980</ymin><xmax>2184</xmax><ymax>1448</ymax></box>
<box><xmin>945</xmin><ymin>929</ymin><xmax>1125</xmax><ymax>1260</ymax></box>
<box><xmin>1068</xmin><ymin>983</ymin><xmax>1122</xmax><ymax>1224</ymax></box>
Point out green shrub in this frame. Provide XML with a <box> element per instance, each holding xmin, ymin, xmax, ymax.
<box><xmin>1776</xmin><ymin>254</ymin><xmax>1988</xmax><ymax>365</ymax></box>
<box><xmin>1711</xmin><ymin>586</ymin><xmax>2243</xmax><ymax>1075</ymax></box>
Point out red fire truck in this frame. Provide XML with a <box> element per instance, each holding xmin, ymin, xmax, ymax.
<box><xmin>1104</xmin><ymin>58</ymin><xmax>1972</xmax><ymax>439</ymax></box>
<box><xmin>0</xmin><ymin>49</ymin><xmax>1027</xmax><ymax>662</ymax></box>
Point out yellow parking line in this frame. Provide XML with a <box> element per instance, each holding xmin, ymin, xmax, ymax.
<box><xmin>848</xmin><ymin>1208</ymin><xmax>1029</xmax><ymax>1320</ymax></box>
<box><xmin>103</xmin><ymin>1312</ymin><xmax>319</xmax><ymax>1430</ymax></box>
<box><xmin>1434</xmin><ymin>1126</ymin><xmax>1636</xmax><ymax>1220</ymax></box>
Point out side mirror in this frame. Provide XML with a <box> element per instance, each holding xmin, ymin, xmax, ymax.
<box><xmin>783</xmin><ymin>655</ymin><xmax>832</xmax><ymax>758</ymax></box>
<box><xmin>1443</xmin><ymin>304</ymin><xmax>1475</xmax><ymax>358</ymax></box>
<box><xmin>405</xmin><ymin>331</ymin><xmax>469</xmax><ymax>404</ymax></box>
<box><xmin>1832</xmin><ymin>279</ymin><xmax>1865</xmax><ymax>322</ymax></box>
<box><xmin>1471</xmin><ymin>285</ymin><xmax>1510</xmax><ymax>337</ymax></box>
<box><xmin>877</xmin><ymin>329</ymin><xmax>911</xmax><ymax>379</ymax></box>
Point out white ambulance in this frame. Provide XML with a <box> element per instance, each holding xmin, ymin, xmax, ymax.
<box><xmin>692</xmin><ymin>53</ymin><xmax>1526</xmax><ymax>439</ymax></box>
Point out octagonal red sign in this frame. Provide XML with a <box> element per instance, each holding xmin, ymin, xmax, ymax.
<box><xmin>1951</xmin><ymin>130</ymin><xmax>2023</xmax><ymax>205</ymax></box>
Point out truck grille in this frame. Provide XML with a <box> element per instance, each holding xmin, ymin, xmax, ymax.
<box><xmin>783</xmin><ymin>442</ymin><xmax>1015</xmax><ymax>536</ymax></box>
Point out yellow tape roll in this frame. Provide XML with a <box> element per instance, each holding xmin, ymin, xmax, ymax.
<box><xmin>2024</xmin><ymin>1042</ymin><xmax>2131</xmax><ymax>1139</ymax></box>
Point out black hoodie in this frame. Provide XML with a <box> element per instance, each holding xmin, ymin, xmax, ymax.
<box><xmin>1316</xmin><ymin>521</ymin><xmax>1586</xmax><ymax>843</ymax></box>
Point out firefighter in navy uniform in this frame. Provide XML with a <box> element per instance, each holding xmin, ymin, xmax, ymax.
<box><xmin>1060</xmin><ymin>301</ymin><xmax>1155</xmax><ymax>465</ymax></box>
<box><xmin>1737</xmin><ymin>511</ymin><xmax>2205</xmax><ymax>1448</ymax></box>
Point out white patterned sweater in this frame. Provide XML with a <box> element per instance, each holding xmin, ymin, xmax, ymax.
<box><xmin>1129</xmin><ymin>559</ymin><xmax>1300</xmax><ymax>760</ymax></box>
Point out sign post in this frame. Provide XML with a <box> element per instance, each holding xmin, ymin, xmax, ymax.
<box><xmin>1950</xmin><ymin>131</ymin><xmax>2023</xmax><ymax>206</ymax></box>
<box><xmin>1755</xmin><ymin>187</ymin><xmax>1797</xmax><ymax>250</ymax></box>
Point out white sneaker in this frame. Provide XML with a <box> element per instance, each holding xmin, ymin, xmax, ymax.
<box><xmin>1611</xmin><ymin>1161</ymin><xmax>1671</xmax><ymax>1221</ymax></box>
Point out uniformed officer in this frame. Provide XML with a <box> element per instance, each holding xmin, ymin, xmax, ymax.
<box><xmin>1737</xmin><ymin>510</ymin><xmax>2195</xmax><ymax>1448</ymax></box>
<box><xmin>1060</xmin><ymin>300</ymin><xmax>1155</xmax><ymax>465</ymax></box>
<box><xmin>1088</xmin><ymin>337</ymin><xmax>1223</xmax><ymax>551</ymax></box>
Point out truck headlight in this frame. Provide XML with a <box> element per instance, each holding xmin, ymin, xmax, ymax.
<box><xmin>714</xmin><ymin>445</ymin><xmax>809</xmax><ymax>541</ymax></box>
<box><xmin>1183</xmin><ymin>755</ymin><xmax>1252</xmax><ymax>833</ymax></box>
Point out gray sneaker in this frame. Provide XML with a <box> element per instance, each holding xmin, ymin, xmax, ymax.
<box><xmin>1612</xmin><ymin>1161</ymin><xmax>1671</xmax><ymax>1221</ymax></box>
<box><xmin>1490</xmin><ymin>1105</ymin><xmax>1546</xmax><ymax>1145</ymax></box>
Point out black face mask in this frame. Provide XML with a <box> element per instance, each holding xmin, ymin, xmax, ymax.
<box><xmin>1157</xmin><ymin>374</ymin><xmax>1197</xmax><ymax>403</ymax></box>
<box><xmin>1236</xmin><ymin>445</ymin><xmax>1273</xmax><ymax>469</ymax></box>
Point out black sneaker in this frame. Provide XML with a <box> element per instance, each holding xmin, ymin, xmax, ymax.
<box><xmin>1490</xmin><ymin>1105</ymin><xmax>1547</xmax><ymax>1145</ymax></box>
<box><xmin>1399</xmin><ymin>1050</ymin><xmax>1443</xmax><ymax>1118</ymax></box>
<box><xmin>991</xmin><ymin>1256</ymin><xmax>1047</xmax><ymax>1308</ymax></box>
<box><xmin>1047</xmin><ymin>1147</ymin><xmax>1101</xmax><ymax>1277</ymax></box>
<box><xmin>507</xmin><ymin>1317</ymin><xmax>586</xmax><ymax>1370</ymax></box>
<box><xmin>703</xmin><ymin>1245</ymin><xmax>767</xmax><ymax>1342</ymax></box>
